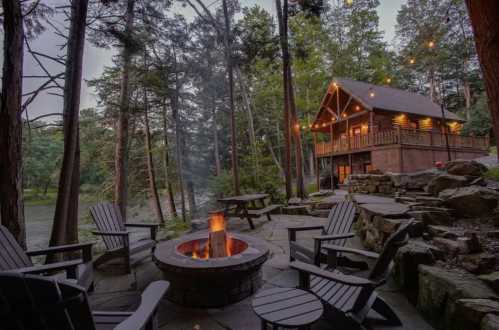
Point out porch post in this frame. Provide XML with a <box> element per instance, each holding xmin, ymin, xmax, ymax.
<box><xmin>330</xmin><ymin>123</ymin><xmax>335</xmax><ymax>193</ymax></box>
<box><xmin>313</xmin><ymin>132</ymin><xmax>320</xmax><ymax>191</ymax></box>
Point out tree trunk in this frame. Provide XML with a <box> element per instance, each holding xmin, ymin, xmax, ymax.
<box><xmin>162</xmin><ymin>101</ymin><xmax>177</xmax><ymax>218</ymax></box>
<box><xmin>267</xmin><ymin>141</ymin><xmax>285</xmax><ymax>179</ymax></box>
<box><xmin>235</xmin><ymin>66</ymin><xmax>258</xmax><ymax>180</ymax></box>
<box><xmin>172</xmin><ymin>49</ymin><xmax>187</xmax><ymax>222</ymax></box>
<box><xmin>287</xmin><ymin>65</ymin><xmax>306</xmax><ymax>198</ymax></box>
<box><xmin>222</xmin><ymin>0</ymin><xmax>240</xmax><ymax>195</ymax></box>
<box><xmin>48</xmin><ymin>0</ymin><xmax>88</xmax><ymax>258</ymax></box>
<box><xmin>465</xmin><ymin>1</ymin><xmax>499</xmax><ymax>159</ymax></box>
<box><xmin>0</xmin><ymin>0</ymin><xmax>25</xmax><ymax>248</ymax></box>
<box><xmin>276</xmin><ymin>0</ymin><xmax>292</xmax><ymax>200</ymax></box>
<box><xmin>463</xmin><ymin>80</ymin><xmax>472</xmax><ymax>121</ymax></box>
<box><xmin>114</xmin><ymin>0</ymin><xmax>135</xmax><ymax>221</ymax></box>
<box><xmin>144</xmin><ymin>88</ymin><xmax>164</xmax><ymax>223</ymax></box>
<box><xmin>212</xmin><ymin>98</ymin><xmax>222</xmax><ymax>176</ymax></box>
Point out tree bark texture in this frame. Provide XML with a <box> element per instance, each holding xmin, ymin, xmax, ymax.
<box><xmin>0</xmin><ymin>0</ymin><xmax>26</xmax><ymax>248</ymax></box>
<box><xmin>212</xmin><ymin>99</ymin><xmax>222</xmax><ymax>177</ymax></box>
<box><xmin>276</xmin><ymin>0</ymin><xmax>292</xmax><ymax>200</ymax></box>
<box><xmin>222</xmin><ymin>0</ymin><xmax>240</xmax><ymax>195</ymax></box>
<box><xmin>172</xmin><ymin>50</ymin><xmax>187</xmax><ymax>222</ymax></box>
<box><xmin>114</xmin><ymin>0</ymin><xmax>135</xmax><ymax>221</ymax></box>
<box><xmin>48</xmin><ymin>0</ymin><xmax>88</xmax><ymax>257</ymax></box>
<box><xmin>465</xmin><ymin>1</ymin><xmax>499</xmax><ymax>159</ymax></box>
<box><xmin>162</xmin><ymin>102</ymin><xmax>177</xmax><ymax>218</ymax></box>
<box><xmin>144</xmin><ymin>89</ymin><xmax>164</xmax><ymax>223</ymax></box>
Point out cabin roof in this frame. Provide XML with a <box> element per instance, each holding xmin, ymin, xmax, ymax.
<box><xmin>334</xmin><ymin>78</ymin><xmax>463</xmax><ymax>122</ymax></box>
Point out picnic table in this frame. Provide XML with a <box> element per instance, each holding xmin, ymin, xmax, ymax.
<box><xmin>218</xmin><ymin>194</ymin><xmax>281</xmax><ymax>229</ymax></box>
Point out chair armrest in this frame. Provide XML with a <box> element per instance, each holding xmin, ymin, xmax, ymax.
<box><xmin>124</xmin><ymin>222</ymin><xmax>160</xmax><ymax>228</ymax></box>
<box><xmin>291</xmin><ymin>261</ymin><xmax>373</xmax><ymax>287</ymax></box>
<box><xmin>26</xmin><ymin>242</ymin><xmax>94</xmax><ymax>262</ymax></box>
<box><xmin>113</xmin><ymin>281</ymin><xmax>170</xmax><ymax>330</ymax></box>
<box><xmin>322</xmin><ymin>244</ymin><xmax>380</xmax><ymax>259</ymax></box>
<box><xmin>313</xmin><ymin>232</ymin><xmax>355</xmax><ymax>242</ymax></box>
<box><xmin>92</xmin><ymin>230</ymin><xmax>130</xmax><ymax>237</ymax></box>
<box><xmin>14</xmin><ymin>259</ymin><xmax>82</xmax><ymax>277</ymax></box>
<box><xmin>125</xmin><ymin>223</ymin><xmax>159</xmax><ymax>241</ymax></box>
<box><xmin>287</xmin><ymin>224</ymin><xmax>325</xmax><ymax>232</ymax></box>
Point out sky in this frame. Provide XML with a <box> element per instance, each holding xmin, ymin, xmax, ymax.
<box><xmin>9</xmin><ymin>0</ymin><xmax>406</xmax><ymax>120</ymax></box>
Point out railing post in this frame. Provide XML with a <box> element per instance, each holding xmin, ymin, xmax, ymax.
<box><xmin>396</xmin><ymin>126</ymin><xmax>401</xmax><ymax>144</ymax></box>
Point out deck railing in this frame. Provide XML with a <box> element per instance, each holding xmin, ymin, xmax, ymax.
<box><xmin>315</xmin><ymin>128</ymin><xmax>489</xmax><ymax>157</ymax></box>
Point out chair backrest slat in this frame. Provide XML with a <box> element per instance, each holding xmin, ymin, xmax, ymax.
<box><xmin>368</xmin><ymin>219</ymin><xmax>413</xmax><ymax>281</ymax></box>
<box><xmin>89</xmin><ymin>203</ymin><xmax>125</xmax><ymax>250</ymax></box>
<box><xmin>0</xmin><ymin>226</ymin><xmax>32</xmax><ymax>271</ymax></box>
<box><xmin>324</xmin><ymin>202</ymin><xmax>356</xmax><ymax>247</ymax></box>
<box><xmin>0</xmin><ymin>273</ymin><xmax>96</xmax><ymax>330</ymax></box>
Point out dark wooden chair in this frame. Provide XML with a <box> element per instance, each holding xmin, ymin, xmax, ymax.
<box><xmin>288</xmin><ymin>201</ymin><xmax>366</xmax><ymax>269</ymax></box>
<box><xmin>90</xmin><ymin>203</ymin><xmax>160</xmax><ymax>274</ymax></box>
<box><xmin>0</xmin><ymin>272</ymin><xmax>169</xmax><ymax>330</ymax></box>
<box><xmin>291</xmin><ymin>220</ymin><xmax>413</xmax><ymax>328</ymax></box>
<box><xmin>0</xmin><ymin>225</ymin><xmax>94</xmax><ymax>291</ymax></box>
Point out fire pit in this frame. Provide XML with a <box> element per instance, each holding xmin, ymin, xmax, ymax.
<box><xmin>153</xmin><ymin>212</ymin><xmax>269</xmax><ymax>307</ymax></box>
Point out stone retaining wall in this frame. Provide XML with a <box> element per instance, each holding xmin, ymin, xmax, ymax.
<box><xmin>347</xmin><ymin>174</ymin><xmax>395</xmax><ymax>195</ymax></box>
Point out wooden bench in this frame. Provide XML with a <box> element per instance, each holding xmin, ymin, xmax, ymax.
<box><xmin>247</xmin><ymin>204</ymin><xmax>281</xmax><ymax>221</ymax></box>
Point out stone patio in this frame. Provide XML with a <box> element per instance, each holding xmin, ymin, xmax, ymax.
<box><xmin>89</xmin><ymin>197</ymin><xmax>433</xmax><ymax>330</ymax></box>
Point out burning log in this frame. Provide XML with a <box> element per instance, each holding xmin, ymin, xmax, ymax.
<box><xmin>209</xmin><ymin>212</ymin><xmax>228</xmax><ymax>258</ymax></box>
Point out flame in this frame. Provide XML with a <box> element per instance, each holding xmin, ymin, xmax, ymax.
<box><xmin>191</xmin><ymin>212</ymin><xmax>234</xmax><ymax>259</ymax></box>
<box><xmin>210</xmin><ymin>213</ymin><xmax>225</xmax><ymax>232</ymax></box>
<box><xmin>226</xmin><ymin>235</ymin><xmax>233</xmax><ymax>257</ymax></box>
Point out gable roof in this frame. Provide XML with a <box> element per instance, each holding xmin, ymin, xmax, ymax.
<box><xmin>334</xmin><ymin>78</ymin><xmax>463</xmax><ymax>122</ymax></box>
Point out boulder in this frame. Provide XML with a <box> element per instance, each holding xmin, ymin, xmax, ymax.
<box><xmin>439</xmin><ymin>186</ymin><xmax>499</xmax><ymax>217</ymax></box>
<box><xmin>406</xmin><ymin>170</ymin><xmax>440</xmax><ymax>190</ymax></box>
<box><xmin>453</xmin><ymin>299</ymin><xmax>499</xmax><ymax>330</ymax></box>
<box><xmin>481</xmin><ymin>313</ymin><xmax>499</xmax><ymax>330</ymax></box>
<box><xmin>479</xmin><ymin>272</ymin><xmax>499</xmax><ymax>293</ymax></box>
<box><xmin>426</xmin><ymin>174</ymin><xmax>468</xmax><ymax>195</ymax></box>
<box><xmin>459</xmin><ymin>253</ymin><xmax>496</xmax><ymax>274</ymax></box>
<box><xmin>445</xmin><ymin>159</ymin><xmax>488</xmax><ymax>177</ymax></box>
<box><xmin>418</xmin><ymin>265</ymin><xmax>498</xmax><ymax>330</ymax></box>
<box><xmin>394</xmin><ymin>240</ymin><xmax>442</xmax><ymax>301</ymax></box>
<box><xmin>407</xmin><ymin>209</ymin><xmax>453</xmax><ymax>226</ymax></box>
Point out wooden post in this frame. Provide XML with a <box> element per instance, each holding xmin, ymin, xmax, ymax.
<box><xmin>313</xmin><ymin>132</ymin><xmax>320</xmax><ymax>191</ymax></box>
<box><xmin>346</xmin><ymin>118</ymin><xmax>350</xmax><ymax>151</ymax></box>
<box><xmin>330</xmin><ymin>124</ymin><xmax>335</xmax><ymax>192</ymax></box>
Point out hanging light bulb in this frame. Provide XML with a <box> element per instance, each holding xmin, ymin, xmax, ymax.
<box><xmin>386</xmin><ymin>77</ymin><xmax>392</xmax><ymax>84</ymax></box>
<box><xmin>355</xmin><ymin>105</ymin><xmax>361</xmax><ymax>111</ymax></box>
<box><xmin>409</xmin><ymin>58</ymin><xmax>416</xmax><ymax>65</ymax></box>
<box><xmin>428</xmin><ymin>40</ymin><xmax>436</xmax><ymax>49</ymax></box>
<box><xmin>346</xmin><ymin>0</ymin><xmax>353</xmax><ymax>5</ymax></box>
<box><xmin>368</xmin><ymin>88</ymin><xmax>375</xmax><ymax>98</ymax></box>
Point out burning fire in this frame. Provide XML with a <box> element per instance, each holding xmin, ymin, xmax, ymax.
<box><xmin>191</xmin><ymin>212</ymin><xmax>233</xmax><ymax>259</ymax></box>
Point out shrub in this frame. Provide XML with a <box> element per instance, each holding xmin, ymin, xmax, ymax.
<box><xmin>484</xmin><ymin>167</ymin><xmax>499</xmax><ymax>182</ymax></box>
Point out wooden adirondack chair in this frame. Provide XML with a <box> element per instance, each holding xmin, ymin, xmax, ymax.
<box><xmin>291</xmin><ymin>220</ymin><xmax>413</xmax><ymax>328</ymax></box>
<box><xmin>90</xmin><ymin>203</ymin><xmax>160</xmax><ymax>273</ymax></box>
<box><xmin>0</xmin><ymin>225</ymin><xmax>94</xmax><ymax>291</ymax></box>
<box><xmin>0</xmin><ymin>272</ymin><xmax>169</xmax><ymax>330</ymax></box>
<box><xmin>288</xmin><ymin>201</ymin><xmax>366</xmax><ymax>269</ymax></box>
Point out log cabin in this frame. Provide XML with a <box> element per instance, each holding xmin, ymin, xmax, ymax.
<box><xmin>311</xmin><ymin>78</ymin><xmax>489</xmax><ymax>184</ymax></box>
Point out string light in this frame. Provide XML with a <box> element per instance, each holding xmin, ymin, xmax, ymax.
<box><xmin>385</xmin><ymin>77</ymin><xmax>392</xmax><ymax>84</ymax></box>
<box><xmin>368</xmin><ymin>88</ymin><xmax>375</xmax><ymax>98</ymax></box>
<box><xmin>355</xmin><ymin>105</ymin><xmax>361</xmax><ymax>111</ymax></box>
<box><xmin>346</xmin><ymin>0</ymin><xmax>353</xmax><ymax>5</ymax></box>
<box><xmin>428</xmin><ymin>40</ymin><xmax>436</xmax><ymax>49</ymax></box>
<box><xmin>409</xmin><ymin>58</ymin><xmax>416</xmax><ymax>65</ymax></box>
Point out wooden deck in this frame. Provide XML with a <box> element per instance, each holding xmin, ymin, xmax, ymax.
<box><xmin>315</xmin><ymin>128</ymin><xmax>489</xmax><ymax>157</ymax></box>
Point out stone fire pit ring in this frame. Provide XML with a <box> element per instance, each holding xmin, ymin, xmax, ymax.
<box><xmin>154</xmin><ymin>231</ymin><xmax>269</xmax><ymax>307</ymax></box>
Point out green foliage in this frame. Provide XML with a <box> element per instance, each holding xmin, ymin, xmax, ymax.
<box><xmin>23</xmin><ymin>127</ymin><xmax>63</xmax><ymax>195</ymax></box>
<box><xmin>484</xmin><ymin>167</ymin><xmax>499</xmax><ymax>182</ymax></box>
<box><xmin>461</xmin><ymin>93</ymin><xmax>492</xmax><ymax>137</ymax></box>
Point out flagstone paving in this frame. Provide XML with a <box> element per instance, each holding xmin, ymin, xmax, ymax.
<box><xmin>89</xmin><ymin>196</ymin><xmax>433</xmax><ymax>330</ymax></box>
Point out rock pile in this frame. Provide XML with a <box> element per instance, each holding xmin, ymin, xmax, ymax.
<box><xmin>350</xmin><ymin>160</ymin><xmax>499</xmax><ymax>330</ymax></box>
